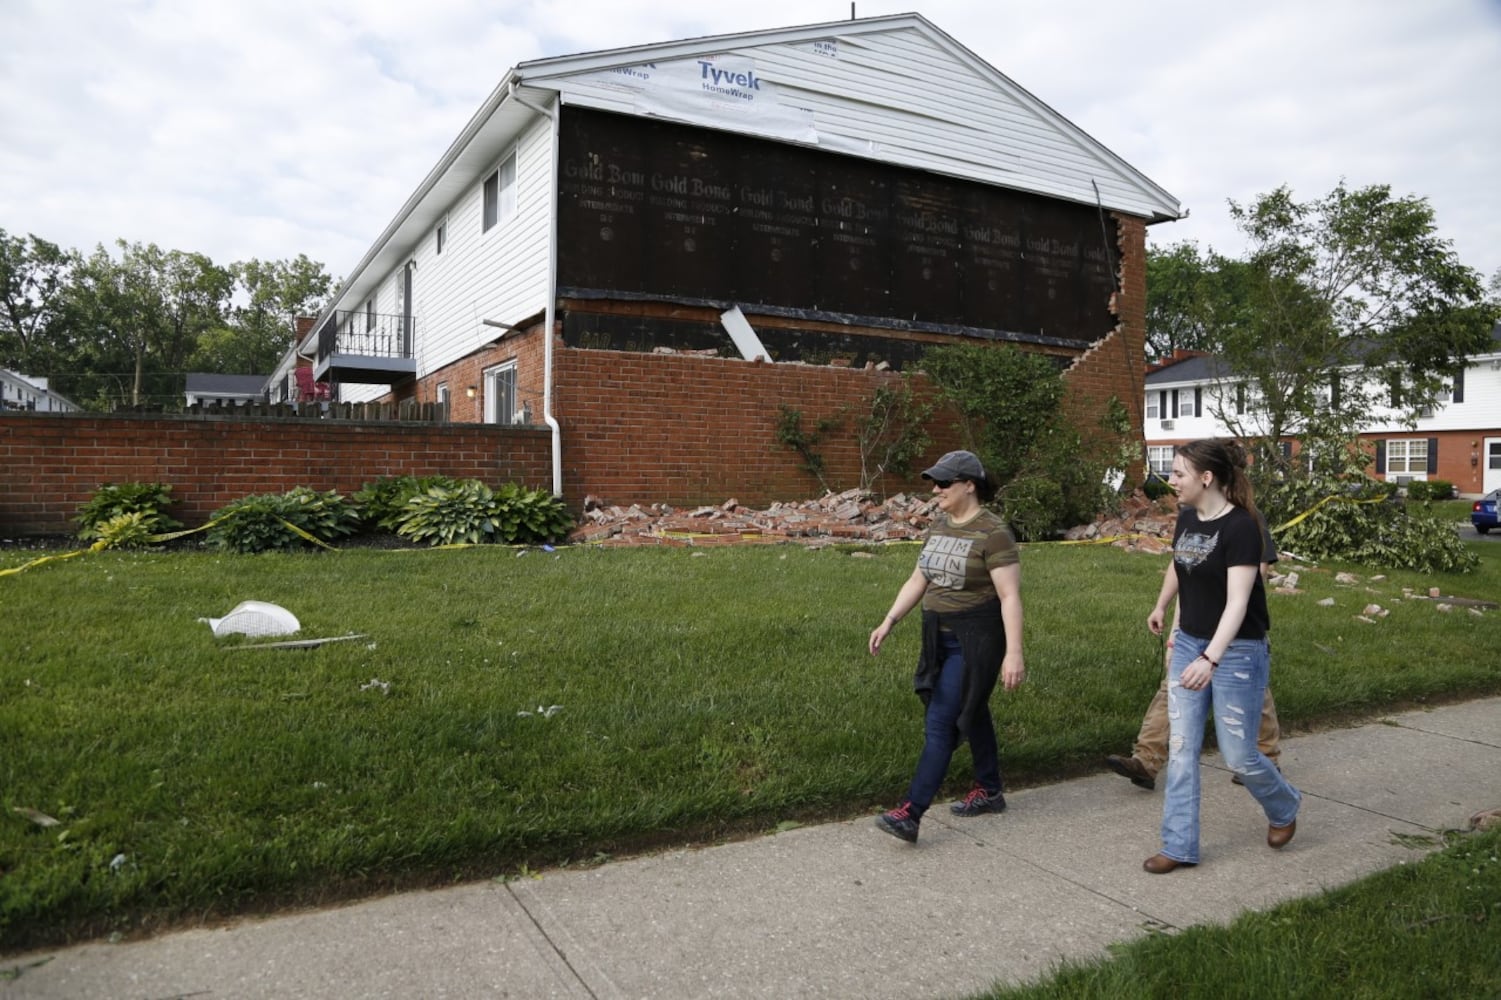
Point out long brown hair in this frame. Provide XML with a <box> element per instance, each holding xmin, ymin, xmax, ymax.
<box><xmin>1178</xmin><ymin>438</ymin><xmax>1260</xmax><ymax>523</ymax></box>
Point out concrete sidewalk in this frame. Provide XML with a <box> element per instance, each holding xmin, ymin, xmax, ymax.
<box><xmin>6</xmin><ymin>698</ymin><xmax>1498</xmax><ymax>999</ymax></box>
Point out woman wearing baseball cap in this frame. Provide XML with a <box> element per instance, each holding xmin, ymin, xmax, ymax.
<box><xmin>867</xmin><ymin>450</ymin><xmax>1025</xmax><ymax>843</ymax></box>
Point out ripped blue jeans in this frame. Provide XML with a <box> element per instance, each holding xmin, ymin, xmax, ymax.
<box><xmin>1160</xmin><ymin>632</ymin><xmax>1301</xmax><ymax>863</ymax></box>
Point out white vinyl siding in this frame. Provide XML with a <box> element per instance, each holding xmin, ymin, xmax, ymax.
<box><xmin>532</xmin><ymin>22</ymin><xmax>1180</xmax><ymax>223</ymax></box>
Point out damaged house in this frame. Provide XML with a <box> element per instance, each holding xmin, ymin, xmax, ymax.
<box><xmin>273</xmin><ymin>12</ymin><xmax>1182</xmax><ymax>507</ymax></box>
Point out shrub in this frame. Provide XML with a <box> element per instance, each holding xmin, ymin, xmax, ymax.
<box><xmin>206</xmin><ymin>488</ymin><xmax>362</xmax><ymax>554</ymax></box>
<box><xmin>395</xmin><ymin>480</ymin><xmax>573</xmax><ymax>546</ymax></box>
<box><xmin>1142</xmin><ymin>473</ymin><xmax>1174</xmax><ymax>500</ymax></box>
<box><xmin>90</xmin><ymin>511</ymin><xmax>164</xmax><ymax>550</ymax></box>
<box><xmin>353</xmin><ymin>475</ymin><xmax>461</xmax><ymax>532</ymax></box>
<box><xmin>75</xmin><ymin>482</ymin><xmax>182</xmax><ymax>542</ymax></box>
<box><xmin>491</xmin><ymin>482</ymin><xmax>574</xmax><ymax>544</ymax></box>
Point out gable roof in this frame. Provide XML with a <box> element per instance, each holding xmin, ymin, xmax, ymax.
<box><xmin>305</xmin><ymin>13</ymin><xmax>1181</xmax><ymax>352</ymax></box>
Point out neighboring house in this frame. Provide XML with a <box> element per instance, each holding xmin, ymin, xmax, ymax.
<box><xmin>1</xmin><ymin>369</ymin><xmax>79</xmax><ymax>412</ymax></box>
<box><xmin>184</xmin><ymin>373</ymin><xmax>268</xmax><ymax>408</ymax></box>
<box><xmin>285</xmin><ymin>13</ymin><xmax>1183</xmax><ymax>502</ymax></box>
<box><xmin>265</xmin><ymin>317</ymin><xmax>330</xmax><ymax>405</ymax></box>
<box><xmin>1142</xmin><ymin>323</ymin><xmax>1501</xmax><ymax>498</ymax></box>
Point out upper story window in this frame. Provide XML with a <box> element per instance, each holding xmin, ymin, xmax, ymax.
<box><xmin>435</xmin><ymin>216</ymin><xmax>447</xmax><ymax>255</ymax></box>
<box><xmin>482</xmin><ymin>152</ymin><xmax>518</xmax><ymax>233</ymax></box>
<box><xmin>1145</xmin><ymin>391</ymin><xmax>1162</xmax><ymax>420</ymax></box>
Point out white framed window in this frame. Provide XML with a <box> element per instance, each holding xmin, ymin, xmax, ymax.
<box><xmin>482</xmin><ymin>152</ymin><xmax>517</xmax><ymax>233</ymax></box>
<box><xmin>483</xmin><ymin>361</ymin><xmax>518</xmax><ymax>425</ymax></box>
<box><xmin>1145</xmin><ymin>392</ymin><xmax>1161</xmax><ymax>420</ymax></box>
<box><xmin>436</xmin><ymin>382</ymin><xmax>450</xmax><ymax>420</ymax></box>
<box><xmin>1176</xmin><ymin>389</ymin><xmax>1196</xmax><ymax>419</ymax></box>
<box><xmin>1147</xmin><ymin>445</ymin><xmax>1174</xmax><ymax>476</ymax></box>
<box><xmin>435</xmin><ymin>216</ymin><xmax>447</xmax><ymax>255</ymax></box>
<box><xmin>1386</xmin><ymin>439</ymin><xmax>1428</xmax><ymax>475</ymax></box>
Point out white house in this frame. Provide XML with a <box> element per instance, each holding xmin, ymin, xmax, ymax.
<box><xmin>1142</xmin><ymin>323</ymin><xmax>1501</xmax><ymax>497</ymax></box>
<box><xmin>279</xmin><ymin>12</ymin><xmax>1183</xmax><ymax>500</ymax></box>
<box><xmin>1</xmin><ymin>369</ymin><xmax>80</xmax><ymax>413</ymax></box>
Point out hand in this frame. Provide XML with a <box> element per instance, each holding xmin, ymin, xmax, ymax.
<box><xmin>1001</xmin><ymin>651</ymin><xmax>1025</xmax><ymax>690</ymax></box>
<box><xmin>1147</xmin><ymin>608</ymin><xmax>1166</xmax><ymax>635</ymax></box>
<box><xmin>1180</xmin><ymin>655</ymin><xmax>1215</xmax><ymax>691</ymax></box>
<box><xmin>868</xmin><ymin>619</ymin><xmax>893</xmax><ymax>656</ymax></box>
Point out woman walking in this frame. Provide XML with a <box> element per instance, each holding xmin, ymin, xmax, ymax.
<box><xmin>868</xmin><ymin>450</ymin><xmax>1025</xmax><ymax>843</ymax></box>
<box><xmin>1142</xmin><ymin>438</ymin><xmax>1301</xmax><ymax>873</ymax></box>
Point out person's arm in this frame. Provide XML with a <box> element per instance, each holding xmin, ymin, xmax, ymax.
<box><xmin>1147</xmin><ymin>562</ymin><xmax>1179</xmax><ymax>636</ymax></box>
<box><xmin>869</xmin><ymin>565</ymin><xmax>929</xmax><ymax>656</ymax></box>
<box><xmin>1179</xmin><ymin>564</ymin><xmax>1256</xmax><ymax>691</ymax></box>
<box><xmin>989</xmin><ymin>561</ymin><xmax>1025</xmax><ymax>690</ymax></box>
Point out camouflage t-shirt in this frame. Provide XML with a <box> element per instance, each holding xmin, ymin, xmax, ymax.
<box><xmin>917</xmin><ymin>508</ymin><xmax>1019</xmax><ymax>615</ymax></box>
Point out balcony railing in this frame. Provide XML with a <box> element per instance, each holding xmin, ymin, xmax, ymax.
<box><xmin>314</xmin><ymin>310</ymin><xmax>418</xmax><ymax>385</ymax></box>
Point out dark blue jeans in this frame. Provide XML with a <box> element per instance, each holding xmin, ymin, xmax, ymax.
<box><xmin>905</xmin><ymin>631</ymin><xmax>1002</xmax><ymax>816</ymax></box>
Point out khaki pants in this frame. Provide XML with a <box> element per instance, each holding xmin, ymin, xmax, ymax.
<box><xmin>1132</xmin><ymin>671</ymin><xmax>1281</xmax><ymax>777</ymax></box>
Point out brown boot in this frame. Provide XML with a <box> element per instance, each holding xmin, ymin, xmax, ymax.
<box><xmin>1105</xmin><ymin>754</ymin><xmax>1156</xmax><ymax>790</ymax></box>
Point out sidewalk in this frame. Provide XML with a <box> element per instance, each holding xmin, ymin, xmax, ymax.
<box><xmin>7</xmin><ymin>697</ymin><xmax>1498</xmax><ymax>999</ymax></box>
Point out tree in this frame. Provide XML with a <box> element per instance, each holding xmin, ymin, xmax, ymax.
<box><xmin>920</xmin><ymin>342</ymin><xmax>1127</xmax><ymax>539</ymax></box>
<box><xmin>1193</xmin><ymin>182</ymin><xmax>1493</xmax><ymax>475</ymax></box>
<box><xmin>1145</xmin><ymin>241</ymin><xmax>1218</xmax><ymax>360</ymax></box>
<box><xmin>194</xmin><ymin>255</ymin><xmax>334</xmax><ymax>375</ymax></box>
<box><xmin>0</xmin><ymin>229</ymin><xmax>77</xmax><ymax>375</ymax></box>
<box><xmin>68</xmin><ymin>241</ymin><xmax>233</xmax><ymax>409</ymax></box>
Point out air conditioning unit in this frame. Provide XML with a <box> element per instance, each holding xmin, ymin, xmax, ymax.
<box><xmin>1160</xmin><ymin>419</ymin><xmax>1175</xmax><ymax>430</ymax></box>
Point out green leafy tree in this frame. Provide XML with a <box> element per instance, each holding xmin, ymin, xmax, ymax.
<box><xmin>0</xmin><ymin>229</ymin><xmax>77</xmax><ymax>376</ymax></box>
<box><xmin>1206</xmin><ymin>181</ymin><xmax>1493</xmax><ymax>476</ymax></box>
<box><xmin>921</xmin><ymin>343</ymin><xmax>1120</xmax><ymax>538</ymax></box>
<box><xmin>68</xmin><ymin>241</ymin><xmax>233</xmax><ymax>409</ymax></box>
<box><xmin>1145</xmin><ymin>241</ymin><xmax>1218</xmax><ymax>360</ymax></box>
<box><xmin>192</xmin><ymin>255</ymin><xmax>333</xmax><ymax>374</ymax></box>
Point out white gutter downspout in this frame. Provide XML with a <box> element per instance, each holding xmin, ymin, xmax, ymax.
<box><xmin>509</xmin><ymin>82</ymin><xmax>564</xmax><ymax>497</ymax></box>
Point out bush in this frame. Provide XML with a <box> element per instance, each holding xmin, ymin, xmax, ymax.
<box><xmin>1407</xmin><ymin>479</ymin><xmax>1455</xmax><ymax>502</ymax></box>
<box><xmin>353</xmin><ymin>475</ymin><xmax>461</xmax><ymax>532</ymax></box>
<box><xmin>394</xmin><ymin>480</ymin><xmax>573</xmax><ymax>546</ymax></box>
<box><xmin>75</xmin><ymin>482</ymin><xmax>182</xmax><ymax>542</ymax></box>
<box><xmin>1142</xmin><ymin>473</ymin><xmax>1174</xmax><ymax>501</ymax></box>
<box><xmin>206</xmin><ymin>488</ymin><xmax>362</xmax><ymax>554</ymax></box>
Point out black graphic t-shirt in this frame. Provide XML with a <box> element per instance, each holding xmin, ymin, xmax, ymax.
<box><xmin>1172</xmin><ymin>506</ymin><xmax>1269</xmax><ymax>640</ymax></box>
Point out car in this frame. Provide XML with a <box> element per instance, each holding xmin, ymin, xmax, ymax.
<box><xmin>1472</xmin><ymin>489</ymin><xmax>1500</xmax><ymax>535</ymax></box>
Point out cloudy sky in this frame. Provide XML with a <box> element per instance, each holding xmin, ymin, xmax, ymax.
<box><xmin>3</xmin><ymin>0</ymin><xmax>1499</xmax><ymax>288</ymax></box>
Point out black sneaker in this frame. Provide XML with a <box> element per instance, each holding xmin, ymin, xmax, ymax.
<box><xmin>950</xmin><ymin>784</ymin><xmax>1006</xmax><ymax>816</ymax></box>
<box><xmin>876</xmin><ymin>802</ymin><xmax>920</xmax><ymax>842</ymax></box>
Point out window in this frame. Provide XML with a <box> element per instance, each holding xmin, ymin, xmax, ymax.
<box><xmin>1386</xmin><ymin>439</ymin><xmax>1428</xmax><ymax>475</ymax></box>
<box><xmin>482</xmin><ymin>152</ymin><xmax>517</xmax><ymax>233</ymax></box>
<box><xmin>1145</xmin><ymin>391</ymin><xmax>1161</xmax><ymax>420</ymax></box>
<box><xmin>365</xmin><ymin>298</ymin><xmax>375</xmax><ymax>333</ymax></box>
<box><xmin>1147</xmin><ymin>446</ymin><xmax>1174</xmax><ymax>476</ymax></box>
<box><xmin>1175</xmin><ymin>388</ymin><xmax>1196</xmax><ymax>419</ymax></box>
<box><xmin>435</xmin><ymin>217</ymin><xmax>447</xmax><ymax>255</ymax></box>
<box><xmin>436</xmin><ymin>382</ymin><xmax>449</xmax><ymax>420</ymax></box>
<box><xmin>483</xmin><ymin>362</ymin><xmax>518</xmax><ymax>425</ymax></box>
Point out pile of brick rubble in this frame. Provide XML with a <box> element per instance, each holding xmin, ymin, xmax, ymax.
<box><xmin>568</xmin><ymin>487</ymin><xmax>1183</xmax><ymax>550</ymax></box>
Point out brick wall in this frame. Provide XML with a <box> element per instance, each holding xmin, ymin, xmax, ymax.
<box><xmin>0</xmin><ymin>414</ymin><xmax>551</xmax><ymax>535</ymax></box>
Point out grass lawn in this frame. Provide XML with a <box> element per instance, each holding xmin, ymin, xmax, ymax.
<box><xmin>2</xmin><ymin>537</ymin><xmax>1498</xmax><ymax>954</ymax></box>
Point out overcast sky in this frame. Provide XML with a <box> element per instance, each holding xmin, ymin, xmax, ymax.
<box><xmin>3</xmin><ymin>0</ymin><xmax>1498</xmax><ymax>289</ymax></box>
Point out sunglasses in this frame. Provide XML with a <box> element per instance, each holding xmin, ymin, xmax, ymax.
<box><xmin>931</xmin><ymin>479</ymin><xmax>965</xmax><ymax>489</ymax></box>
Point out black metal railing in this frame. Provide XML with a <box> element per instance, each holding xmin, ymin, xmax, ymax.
<box><xmin>317</xmin><ymin>309</ymin><xmax>416</xmax><ymax>362</ymax></box>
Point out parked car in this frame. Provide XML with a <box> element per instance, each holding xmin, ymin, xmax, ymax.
<box><xmin>1472</xmin><ymin>490</ymin><xmax>1500</xmax><ymax>534</ymax></box>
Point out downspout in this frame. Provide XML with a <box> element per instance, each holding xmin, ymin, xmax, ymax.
<box><xmin>510</xmin><ymin>81</ymin><xmax>564</xmax><ymax>497</ymax></box>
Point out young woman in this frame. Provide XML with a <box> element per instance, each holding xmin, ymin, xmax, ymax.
<box><xmin>1142</xmin><ymin>439</ymin><xmax>1301</xmax><ymax>873</ymax></box>
<box><xmin>867</xmin><ymin>450</ymin><xmax>1025</xmax><ymax>843</ymax></box>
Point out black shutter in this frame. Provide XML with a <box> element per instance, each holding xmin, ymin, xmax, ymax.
<box><xmin>1428</xmin><ymin>438</ymin><xmax>1439</xmax><ymax>474</ymax></box>
<box><xmin>1375</xmin><ymin>441</ymin><xmax>1386</xmax><ymax>474</ymax></box>
<box><xmin>1194</xmin><ymin>387</ymin><xmax>1203</xmax><ymax>418</ymax></box>
<box><xmin>1453</xmin><ymin>368</ymin><xmax>1465</xmax><ymax>403</ymax></box>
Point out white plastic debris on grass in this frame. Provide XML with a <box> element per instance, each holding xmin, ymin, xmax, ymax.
<box><xmin>199</xmin><ymin>601</ymin><xmax>300</xmax><ymax>638</ymax></box>
<box><xmin>360</xmin><ymin>678</ymin><xmax>391</xmax><ymax>694</ymax></box>
<box><xmin>518</xmin><ymin>704</ymin><xmax>563</xmax><ymax>718</ymax></box>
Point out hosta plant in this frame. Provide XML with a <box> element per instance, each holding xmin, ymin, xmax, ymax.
<box><xmin>206</xmin><ymin>488</ymin><xmax>362</xmax><ymax>554</ymax></box>
<box><xmin>75</xmin><ymin>482</ymin><xmax>182</xmax><ymax>542</ymax></box>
